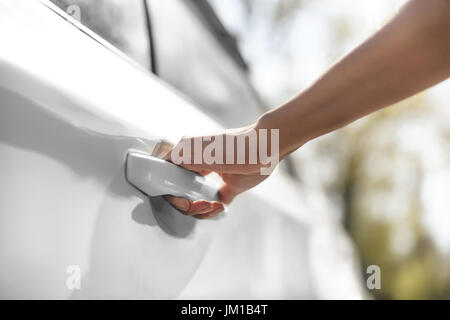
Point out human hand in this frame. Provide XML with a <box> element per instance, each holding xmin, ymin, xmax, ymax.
<box><xmin>164</xmin><ymin>121</ymin><xmax>280</xmax><ymax>218</ymax></box>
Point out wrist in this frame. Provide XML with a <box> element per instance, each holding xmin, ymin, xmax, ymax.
<box><xmin>255</xmin><ymin>113</ymin><xmax>285</xmax><ymax>160</ymax></box>
<box><xmin>256</xmin><ymin>108</ymin><xmax>308</xmax><ymax>160</ymax></box>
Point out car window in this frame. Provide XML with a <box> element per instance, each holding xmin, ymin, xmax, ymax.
<box><xmin>147</xmin><ymin>0</ymin><xmax>264</xmax><ymax>127</ymax></box>
<box><xmin>49</xmin><ymin>0</ymin><xmax>152</xmax><ymax>70</ymax></box>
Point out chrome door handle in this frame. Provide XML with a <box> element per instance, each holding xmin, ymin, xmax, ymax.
<box><xmin>126</xmin><ymin>152</ymin><xmax>219</xmax><ymax>201</ymax></box>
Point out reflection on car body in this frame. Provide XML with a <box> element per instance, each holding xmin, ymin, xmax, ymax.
<box><xmin>0</xmin><ymin>0</ymin><xmax>365</xmax><ymax>299</ymax></box>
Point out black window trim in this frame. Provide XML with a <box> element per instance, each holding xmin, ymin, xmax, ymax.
<box><xmin>40</xmin><ymin>0</ymin><xmax>156</xmax><ymax>76</ymax></box>
<box><xmin>143</xmin><ymin>0</ymin><xmax>158</xmax><ymax>74</ymax></box>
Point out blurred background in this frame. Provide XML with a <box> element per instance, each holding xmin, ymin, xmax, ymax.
<box><xmin>50</xmin><ymin>0</ymin><xmax>450</xmax><ymax>299</ymax></box>
<box><xmin>207</xmin><ymin>0</ymin><xmax>450</xmax><ymax>299</ymax></box>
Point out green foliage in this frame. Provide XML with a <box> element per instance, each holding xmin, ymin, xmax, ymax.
<box><xmin>339</xmin><ymin>97</ymin><xmax>450</xmax><ymax>299</ymax></box>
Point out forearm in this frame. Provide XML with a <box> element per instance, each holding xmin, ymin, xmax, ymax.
<box><xmin>260</xmin><ymin>0</ymin><xmax>450</xmax><ymax>158</ymax></box>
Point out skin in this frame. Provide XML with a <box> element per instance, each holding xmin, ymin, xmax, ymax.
<box><xmin>166</xmin><ymin>0</ymin><xmax>450</xmax><ymax>219</ymax></box>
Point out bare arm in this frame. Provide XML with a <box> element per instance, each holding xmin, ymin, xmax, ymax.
<box><xmin>262</xmin><ymin>0</ymin><xmax>450</xmax><ymax>158</ymax></box>
<box><xmin>168</xmin><ymin>0</ymin><xmax>450</xmax><ymax>218</ymax></box>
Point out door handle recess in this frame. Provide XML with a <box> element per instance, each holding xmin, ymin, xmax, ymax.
<box><xmin>126</xmin><ymin>152</ymin><xmax>219</xmax><ymax>202</ymax></box>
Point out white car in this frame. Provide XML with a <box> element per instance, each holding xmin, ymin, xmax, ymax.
<box><xmin>0</xmin><ymin>0</ymin><xmax>366</xmax><ymax>299</ymax></box>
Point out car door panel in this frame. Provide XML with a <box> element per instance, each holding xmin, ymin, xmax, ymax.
<box><xmin>0</xmin><ymin>0</ymin><xmax>365</xmax><ymax>299</ymax></box>
<box><xmin>0</xmin><ymin>0</ymin><xmax>221</xmax><ymax>299</ymax></box>
<box><xmin>0</xmin><ymin>78</ymin><xmax>216</xmax><ymax>299</ymax></box>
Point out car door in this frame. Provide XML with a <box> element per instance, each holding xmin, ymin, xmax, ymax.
<box><xmin>144</xmin><ymin>0</ymin><xmax>366</xmax><ymax>299</ymax></box>
<box><xmin>0</xmin><ymin>0</ymin><xmax>365</xmax><ymax>299</ymax></box>
<box><xmin>0</xmin><ymin>0</ymin><xmax>226</xmax><ymax>299</ymax></box>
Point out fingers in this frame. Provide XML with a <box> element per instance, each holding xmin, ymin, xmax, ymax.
<box><xmin>164</xmin><ymin>196</ymin><xmax>225</xmax><ymax>219</ymax></box>
<box><xmin>165</xmin><ymin>196</ymin><xmax>211</xmax><ymax>214</ymax></box>
<box><xmin>180</xmin><ymin>163</ymin><xmax>264</xmax><ymax>175</ymax></box>
<box><xmin>168</xmin><ymin>127</ymin><xmax>275</xmax><ymax>175</ymax></box>
<box><xmin>163</xmin><ymin>149</ymin><xmax>212</xmax><ymax>176</ymax></box>
<box><xmin>193</xmin><ymin>202</ymin><xmax>224</xmax><ymax>219</ymax></box>
<box><xmin>165</xmin><ymin>195</ymin><xmax>191</xmax><ymax>211</ymax></box>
